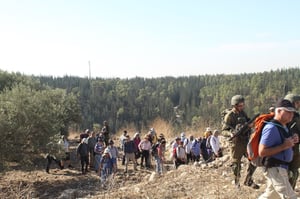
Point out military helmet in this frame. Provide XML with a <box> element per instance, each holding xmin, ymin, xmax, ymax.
<box><xmin>231</xmin><ymin>95</ymin><xmax>245</xmax><ymax>106</ymax></box>
<box><xmin>284</xmin><ymin>93</ymin><xmax>300</xmax><ymax>103</ymax></box>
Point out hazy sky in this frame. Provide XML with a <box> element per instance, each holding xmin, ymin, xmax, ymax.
<box><xmin>1</xmin><ymin>1</ymin><xmax>299</xmax><ymax>78</ymax></box>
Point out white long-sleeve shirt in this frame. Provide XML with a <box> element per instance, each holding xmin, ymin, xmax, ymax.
<box><xmin>176</xmin><ymin>146</ymin><xmax>186</xmax><ymax>160</ymax></box>
<box><xmin>185</xmin><ymin>139</ymin><xmax>193</xmax><ymax>154</ymax></box>
<box><xmin>210</xmin><ymin>135</ymin><xmax>220</xmax><ymax>155</ymax></box>
<box><xmin>138</xmin><ymin>139</ymin><xmax>151</xmax><ymax>151</ymax></box>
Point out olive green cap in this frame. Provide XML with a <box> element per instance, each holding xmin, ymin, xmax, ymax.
<box><xmin>284</xmin><ymin>94</ymin><xmax>300</xmax><ymax>103</ymax></box>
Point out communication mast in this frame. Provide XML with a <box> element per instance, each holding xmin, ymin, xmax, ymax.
<box><xmin>88</xmin><ymin>61</ymin><xmax>91</xmax><ymax>79</ymax></box>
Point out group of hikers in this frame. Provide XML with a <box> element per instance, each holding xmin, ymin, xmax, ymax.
<box><xmin>45</xmin><ymin>121</ymin><xmax>223</xmax><ymax>185</ymax></box>
<box><xmin>45</xmin><ymin>93</ymin><xmax>300</xmax><ymax>198</ymax></box>
<box><xmin>46</xmin><ymin>120</ymin><xmax>115</xmax><ymax>184</ymax></box>
<box><xmin>119</xmin><ymin>127</ymin><xmax>222</xmax><ymax>174</ymax></box>
<box><xmin>169</xmin><ymin>129</ymin><xmax>223</xmax><ymax>169</ymax></box>
<box><xmin>119</xmin><ymin>129</ymin><xmax>167</xmax><ymax>175</ymax></box>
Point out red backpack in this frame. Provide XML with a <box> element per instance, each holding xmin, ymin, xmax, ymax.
<box><xmin>173</xmin><ymin>147</ymin><xmax>177</xmax><ymax>159</ymax></box>
<box><xmin>247</xmin><ymin>112</ymin><xmax>274</xmax><ymax>166</ymax></box>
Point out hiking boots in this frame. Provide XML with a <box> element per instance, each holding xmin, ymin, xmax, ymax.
<box><xmin>234</xmin><ymin>178</ymin><xmax>240</xmax><ymax>189</ymax></box>
<box><xmin>244</xmin><ymin>179</ymin><xmax>260</xmax><ymax>189</ymax></box>
<box><xmin>68</xmin><ymin>165</ymin><xmax>74</xmax><ymax>169</ymax></box>
<box><xmin>250</xmin><ymin>183</ymin><xmax>260</xmax><ymax>189</ymax></box>
<box><xmin>244</xmin><ymin>181</ymin><xmax>260</xmax><ymax>189</ymax></box>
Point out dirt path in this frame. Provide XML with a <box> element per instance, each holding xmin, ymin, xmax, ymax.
<box><xmin>1</xmin><ymin>136</ymin><xmax>300</xmax><ymax>199</ymax></box>
<box><xmin>0</xmin><ymin>137</ymin><xmax>161</xmax><ymax>199</ymax></box>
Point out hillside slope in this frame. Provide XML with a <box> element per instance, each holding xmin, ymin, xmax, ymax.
<box><xmin>1</xmin><ymin>135</ymin><xmax>300</xmax><ymax>199</ymax></box>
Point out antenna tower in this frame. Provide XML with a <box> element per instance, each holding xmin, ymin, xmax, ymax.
<box><xmin>88</xmin><ymin>61</ymin><xmax>91</xmax><ymax>79</ymax></box>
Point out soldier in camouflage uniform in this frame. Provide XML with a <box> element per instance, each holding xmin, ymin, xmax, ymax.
<box><xmin>284</xmin><ymin>94</ymin><xmax>300</xmax><ymax>189</ymax></box>
<box><xmin>222</xmin><ymin>95</ymin><xmax>259</xmax><ymax>189</ymax></box>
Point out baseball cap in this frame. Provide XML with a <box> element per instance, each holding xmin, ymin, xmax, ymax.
<box><xmin>276</xmin><ymin>99</ymin><xmax>296</xmax><ymax>112</ymax></box>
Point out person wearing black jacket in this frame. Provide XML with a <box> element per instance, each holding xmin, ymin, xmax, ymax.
<box><xmin>123</xmin><ymin>135</ymin><xmax>137</xmax><ymax>173</ymax></box>
<box><xmin>77</xmin><ymin>138</ymin><xmax>89</xmax><ymax>174</ymax></box>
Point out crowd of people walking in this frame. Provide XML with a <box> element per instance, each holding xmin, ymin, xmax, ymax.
<box><xmin>45</xmin><ymin>93</ymin><xmax>300</xmax><ymax>198</ymax></box>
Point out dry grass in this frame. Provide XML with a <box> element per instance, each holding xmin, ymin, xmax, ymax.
<box><xmin>68</xmin><ymin>130</ymin><xmax>80</xmax><ymax>140</ymax></box>
<box><xmin>2</xmin><ymin>119</ymin><xmax>300</xmax><ymax>198</ymax></box>
<box><xmin>114</xmin><ymin>118</ymin><xmax>177</xmax><ymax>143</ymax></box>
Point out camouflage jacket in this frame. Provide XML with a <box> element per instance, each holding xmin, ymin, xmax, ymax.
<box><xmin>222</xmin><ymin>109</ymin><xmax>250</xmax><ymax>136</ymax></box>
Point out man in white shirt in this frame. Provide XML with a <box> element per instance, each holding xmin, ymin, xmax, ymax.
<box><xmin>184</xmin><ymin>135</ymin><xmax>194</xmax><ymax>164</ymax></box>
<box><xmin>119</xmin><ymin>130</ymin><xmax>128</xmax><ymax>165</ymax></box>
<box><xmin>175</xmin><ymin>141</ymin><xmax>186</xmax><ymax>168</ymax></box>
<box><xmin>210</xmin><ymin>130</ymin><xmax>222</xmax><ymax>159</ymax></box>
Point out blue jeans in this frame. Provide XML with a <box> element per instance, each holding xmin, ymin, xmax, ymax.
<box><xmin>95</xmin><ymin>154</ymin><xmax>102</xmax><ymax>171</ymax></box>
<box><xmin>101</xmin><ymin>163</ymin><xmax>112</xmax><ymax>182</ymax></box>
<box><xmin>155</xmin><ymin>156</ymin><xmax>163</xmax><ymax>174</ymax></box>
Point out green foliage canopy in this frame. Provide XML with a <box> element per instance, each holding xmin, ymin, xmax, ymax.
<box><xmin>0</xmin><ymin>78</ymin><xmax>81</xmax><ymax>169</ymax></box>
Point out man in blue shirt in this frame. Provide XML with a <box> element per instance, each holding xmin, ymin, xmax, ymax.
<box><xmin>123</xmin><ymin>135</ymin><xmax>137</xmax><ymax>173</ymax></box>
<box><xmin>258</xmin><ymin>99</ymin><xmax>299</xmax><ymax>199</ymax></box>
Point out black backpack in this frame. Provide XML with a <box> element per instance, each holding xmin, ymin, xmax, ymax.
<box><xmin>206</xmin><ymin>136</ymin><xmax>212</xmax><ymax>149</ymax></box>
<box><xmin>151</xmin><ymin>143</ymin><xmax>160</xmax><ymax>156</ymax></box>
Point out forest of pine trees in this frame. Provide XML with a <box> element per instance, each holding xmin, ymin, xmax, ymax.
<box><xmin>38</xmin><ymin>67</ymin><xmax>300</xmax><ymax>132</ymax></box>
<box><xmin>0</xmin><ymin>67</ymin><xmax>300</xmax><ymax>169</ymax></box>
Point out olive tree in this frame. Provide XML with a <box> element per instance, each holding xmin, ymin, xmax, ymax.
<box><xmin>0</xmin><ymin>84</ymin><xmax>81</xmax><ymax>169</ymax></box>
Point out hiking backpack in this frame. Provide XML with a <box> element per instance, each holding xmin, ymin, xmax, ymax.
<box><xmin>151</xmin><ymin>143</ymin><xmax>160</xmax><ymax>156</ymax></box>
<box><xmin>221</xmin><ymin>108</ymin><xmax>232</xmax><ymax>125</ymax></box>
<box><xmin>172</xmin><ymin>146</ymin><xmax>178</xmax><ymax>159</ymax></box>
<box><xmin>247</xmin><ymin>112</ymin><xmax>274</xmax><ymax>166</ymax></box>
<box><xmin>206</xmin><ymin>136</ymin><xmax>212</xmax><ymax>149</ymax></box>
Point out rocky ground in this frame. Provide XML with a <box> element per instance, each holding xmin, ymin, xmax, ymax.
<box><xmin>1</xmin><ymin>136</ymin><xmax>300</xmax><ymax>199</ymax></box>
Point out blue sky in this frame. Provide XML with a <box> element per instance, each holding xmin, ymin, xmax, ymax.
<box><xmin>0</xmin><ymin>0</ymin><xmax>299</xmax><ymax>78</ymax></box>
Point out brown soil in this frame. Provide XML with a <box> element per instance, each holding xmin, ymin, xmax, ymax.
<box><xmin>1</xmin><ymin>135</ymin><xmax>300</xmax><ymax>199</ymax></box>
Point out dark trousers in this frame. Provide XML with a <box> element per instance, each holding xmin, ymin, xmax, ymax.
<box><xmin>244</xmin><ymin>162</ymin><xmax>257</xmax><ymax>185</ymax></box>
<box><xmin>175</xmin><ymin>158</ymin><xmax>185</xmax><ymax>169</ymax></box>
<box><xmin>46</xmin><ymin>155</ymin><xmax>62</xmax><ymax>173</ymax></box>
<box><xmin>141</xmin><ymin>150</ymin><xmax>150</xmax><ymax>168</ymax></box>
<box><xmin>122</xmin><ymin>154</ymin><xmax>125</xmax><ymax>165</ymax></box>
<box><xmin>88</xmin><ymin>148</ymin><xmax>95</xmax><ymax>168</ymax></box>
<box><xmin>80</xmin><ymin>155</ymin><xmax>89</xmax><ymax>173</ymax></box>
<box><xmin>201</xmin><ymin>150</ymin><xmax>210</xmax><ymax>161</ymax></box>
<box><xmin>186</xmin><ymin>152</ymin><xmax>193</xmax><ymax>164</ymax></box>
<box><xmin>193</xmin><ymin>155</ymin><xmax>200</xmax><ymax>162</ymax></box>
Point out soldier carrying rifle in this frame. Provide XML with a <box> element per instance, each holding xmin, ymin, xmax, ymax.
<box><xmin>222</xmin><ymin>95</ymin><xmax>260</xmax><ymax>189</ymax></box>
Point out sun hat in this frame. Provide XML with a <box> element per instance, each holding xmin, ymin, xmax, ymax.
<box><xmin>205</xmin><ymin>127</ymin><xmax>212</xmax><ymax>132</ymax></box>
<box><xmin>276</xmin><ymin>98</ymin><xmax>296</xmax><ymax>112</ymax></box>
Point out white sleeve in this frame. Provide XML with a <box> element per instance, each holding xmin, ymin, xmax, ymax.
<box><xmin>210</xmin><ymin>137</ymin><xmax>219</xmax><ymax>154</ymax></box>
<box><xmin>183</xmin><ymin>138</ymin><xmax>188</xmax><ymax>147</ymax></box>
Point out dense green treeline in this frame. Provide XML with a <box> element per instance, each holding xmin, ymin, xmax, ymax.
<box><xmin>38</xmin><ymin>68</ymin><xmax>300</xmax><ymax>132</ymax></box>
<box><xmin>1</xmin><ymin>68</ymin><xmax>300</xmax><ymax>169</ymax></box>
<box><xmin>0</xmin><ymin>71</ymin><xmax>81</xmax><ymax>170</ymax></box>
